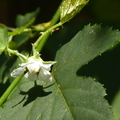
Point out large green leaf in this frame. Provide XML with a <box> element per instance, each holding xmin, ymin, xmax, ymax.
<box><xmin>60</xmin><ymin>0</ymin><xmax>89</xmax><ymax>24</ymax></box>
<box><xmin>52</xmin><ymin>24</ymin><xmax>119</xmax><ymax>120</ymax></box>
<box><xmin>1</xmin><ymin>24</ymin><xmax>120</xmax><ymax>120</ymax></box>
<box><xmin>0</xmin><ymin>28</ymin><xmax>9</xmax><ymax>54</ymax></box>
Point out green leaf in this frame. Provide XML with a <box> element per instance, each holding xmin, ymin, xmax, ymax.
<box><xmin>12</xmin><ymin>32</ymin><xmax>31</xmax><ymax>46</ymax></box>
<box><xmin>112</xmin><ymin>89</ymin><xmax>120</xmax><ymax>120</ymax></box>
<box><xmin>1</xmin><ymin>24</ymin><xmax>120</xmax><ymax>120</ymax></box>
<box><xmin>11</xmin><ymin>8</ymin><xmax>40</xmax><ymax>46</ymax></box>
<box><xmin>60</xmin><ymin>0</ymin><xmax>89</xmax><ymax>24</ymax></box>
<box><xmin>0</xmin><ymin>28</ymin><xmax>9</xmax><ymax>54</ymax></box>
<box><xmin>52</xmin><ymin>24</ymin><xmax>120</xmax><ymax>120</ymax></box>
<box><xmin>16</xmin><ymin>8</ymin><xmax>40</xmax><ymax>27</ymax></box>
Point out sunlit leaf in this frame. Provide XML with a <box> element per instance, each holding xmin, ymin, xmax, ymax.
<box><xmin>60</xmin><ymin>0</ymin><xmax>89</xmax><ymax>24</ymax></box>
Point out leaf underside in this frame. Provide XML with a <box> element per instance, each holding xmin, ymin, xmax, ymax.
<box><xmin>1</xmin><ymin>24</ymin><xmax>120</xmax><ymax>120</ymax></box>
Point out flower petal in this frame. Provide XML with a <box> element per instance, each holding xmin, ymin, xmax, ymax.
<box><xmin>42</xmin><ymin>61</ymin><xmax>56</xmax><ymax>71</ymax></box>
<box><xmin>11</xmin><ymin>67</ymin><xmax>24</xmax><ymax>77</ymax></box>
<box><xmin>26</xmin><ymin>61</ymin><xmax>41</xmax><ymax>73</ymax></box>
<box><xmin>38</xmin><ymin>68</ymin><xmax>52</xmax><ymax>82</ymax></box>
<box><xmin>42</xmin><ymin>64</ymin><xmax>52</xmax><ymax>71</ymax></box>
<box><xmin>25</xmin><ymin>72</ymin><xmax>38</xmax><ymax>81</ymax></box>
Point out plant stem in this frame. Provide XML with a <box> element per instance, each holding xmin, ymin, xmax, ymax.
<box><xmin>34</xmin><ymin>22</ymin><xmax>62</xmax><ymax>52</ymax></box>
<box><xmin>34</xmin><ymin>3</ymin><xmax>62</xmax><ymax>52</ymax></box>
<box><xmin>0</xmin><ymin>74</ymin><xmax>24</xmax><ymax>106</ymax></box>
<box><xmin>7</xmin><ymin>48</ymin><xmax>27</xmax><ymax>62</ymax></box>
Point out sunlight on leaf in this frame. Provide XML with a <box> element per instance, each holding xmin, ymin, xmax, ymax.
<box><xmin>60</xmin><ymin>0</ymin><xmax>89</xmax><ymax>24</ymax></box>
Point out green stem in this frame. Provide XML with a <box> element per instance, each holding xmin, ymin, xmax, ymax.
<box><xmin>0</xmin><ymin>74</ymin><xmax>24</xmax><ymax>106</ymax></box>
<box><xmin>49</xmin><ymin>6</ymin><xmax>60</xmax><ymax>27</ymax></box>
<box><xmin>34</xmin><ymin>22</ymin><xmax>62</xmax><ymax>51</ymax></box>
<box><xmin>7</xmin><ymin>48</ymin><xmax>27</xmax><ymax>62</ymax></box>
<box><xmin>34</xmin><ymin>3</ymin><xmax>62</xmax><ymax>52</ymax></box>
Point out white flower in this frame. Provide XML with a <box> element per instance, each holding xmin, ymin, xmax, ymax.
<box><xmin>11</xmin><ymin>58</ymin><xmax>56</xmax><ymax>82</ymax></box>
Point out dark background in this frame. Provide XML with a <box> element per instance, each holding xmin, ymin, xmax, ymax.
<box><xmin>0</xmin><ymin>0</ymin><xmax>120</xmax><ymax>104</ymax></box>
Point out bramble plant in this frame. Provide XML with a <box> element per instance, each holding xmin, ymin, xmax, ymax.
<box><xmin>0</xmin><ymin>0</ymin><xmax>120</xmax><ymax>120</ymax></box>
